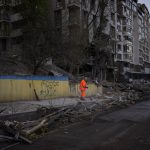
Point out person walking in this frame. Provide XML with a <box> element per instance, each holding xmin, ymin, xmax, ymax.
<box><xmin>80</xmin><ymin>78</ymin><xmax>88</xmax><ymax>100</ymax></box>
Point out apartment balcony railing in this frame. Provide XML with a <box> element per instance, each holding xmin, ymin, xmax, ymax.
<box><xmin>11</xmin><ymin>13</ymin><xmax>22</xmax><ymax>22</ymax></box>
<box><xmin>68</xmin><ymin>0</ymin><xmax>80</xmax><ymax>8</ymax></box>
<box><xmin>122</xmin><ymin>21</ymin><xmax>132</xmax><ymax>27</ymax></box>
<box><xmin>123</xmin><ymin>58</ymin><xmax>132</xmax><ymax>63</ymax></box>
<box><xmin>10</xmin><ymin>28</ymin><xmax>22</xmax><ymax>37</ymax></box>
<box><xmin>11</xmin><ymin>0</ymin><xmax>21</xmax><ymax>6</ymax></box>
<box><xmin>123</xmin><ymin>32</ymin><xmax>133</xmax><ymax>37</ymax></box>
<box><xmin>0</xmin><ymin>30</ymin><xmax>9</xmax><ymax>37</ymax></box>
<box><xmin>123</xmin><ymin>40</ymin><xmax>133</xmax><ymax>45</ymax></box>
<box><xmin>0</xmin><ymin>0</ymin><xmax>10</xmax><ymax>6</ymax></box>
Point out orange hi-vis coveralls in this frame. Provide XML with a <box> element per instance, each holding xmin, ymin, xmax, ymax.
<box><xmin>80</xmin><ymin>79</ymin><xmax>87</xmax><ymax>98</ymax></box>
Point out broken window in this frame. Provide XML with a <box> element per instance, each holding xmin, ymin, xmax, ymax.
<box><xmin>117</xmin><ymin>44</ymin><xmax>121</xmax><ymax>50</ymax></box>
<box><xmin>55</xmin><ymin>10</ymin><xmax>62</xmax><ymax>27</ymax></box>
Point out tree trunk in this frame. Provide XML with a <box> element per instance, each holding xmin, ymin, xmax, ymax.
<box><xmin>77</xmin><ymin>65</ymin><xmax>80</xmax><ymax>76</ymax></box>
<box><xmin>104</xmin><ymin>69</ymin><xmax>107</xmax><ymax>81</ymax></box>
<box><xmin>33</xmin><ymin>65</ymin><xmax>39</xmax><ymax>75</ymax></box>
<box><xmin>69</xmin><ymin>65</ymin><xmax>74</xmax><ymax>74</ymax></box>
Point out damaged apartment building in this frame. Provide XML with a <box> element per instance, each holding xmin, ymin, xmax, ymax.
<box><xmin>53</xmin><ymin>0</ymin><xmax>117</xmax><ymax>80</ymax></box>
<box><xmin>53</xmin><ymin>0</ymin><xmax>150</xmax><ymax>80</ymax></box>
<box><xmin>116</xmin><ymin>0</ymin><xmax>150</xmax><ymax>80</ymax></box>
<box><xmin>0</xmin><ymin>0</ymin><xmax>150</xmax><ymax>80</ymax></box>
<box><xmin>0</xmin><ymin>0</ymin><xmax>22</xmax><ymax>57</ymax></box>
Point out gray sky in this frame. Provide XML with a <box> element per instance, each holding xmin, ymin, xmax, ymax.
<box><xmin>138</xmin><ymin>0</ymin><xmax>150</xmax><ymax>12</ymax></box>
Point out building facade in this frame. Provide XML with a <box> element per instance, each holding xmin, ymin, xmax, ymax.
<box><xmin>54</xmin><ymin>0</ymin><xmax>116</xmax><ymax>47</ymax></box>
<box><xmin>0</xmin><ymin>0</ymin><xmax>22</xmax><ymax>57</ymax></box>
<box><xmin>53</xmin><ymin>0</ymin><xmax>117</xmax><ymax>79</ymax></box>
<box><xmin>116</xmin><ymin>0</ymin><xmax>150</xmax><ymax>80</ymax></box>
<box><xmin>0</xmin><ymin>0</ymin><xmax>150</xmax><ymax>80</ymax></box>
<box><xmin>133</xmin><ymin>3</ymin><xmax>150</xmax><ymax>78</ymax></box>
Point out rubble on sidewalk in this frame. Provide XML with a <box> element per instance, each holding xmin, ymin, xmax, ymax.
<box><xmin>1</xmin><ymin>81</ymin><xmax>150</xmax><ymax>149</ymax></box>
<box><xmin>0</xmin><ymin>102</ymin><xmax>100</xmax><ymax>149</ymax></box>
<box><xmin>0</xmin><ymin>99</ymin><xmax>140</xmax><ymax>149</ymax></box>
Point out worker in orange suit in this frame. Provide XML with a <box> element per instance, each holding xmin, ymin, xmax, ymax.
<box><xmin>80</xmin><ymin>78</ymin><xmax>88</xmax><ymax>100</ymax></box>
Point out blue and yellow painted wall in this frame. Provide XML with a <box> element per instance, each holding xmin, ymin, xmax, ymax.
<box><xmin>0</xmin><ymin>76</ymin><xmax>102</xmax><ymax>102</ymax></box>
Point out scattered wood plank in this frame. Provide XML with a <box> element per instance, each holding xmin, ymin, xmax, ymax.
<box><xmin>0</xmin><ymin>142</ymin><xmax>20</xmax><ymax>150</ymax></box>
<box><xmin>0</xmin><ymin>121</ymin><xmax>32</xmax><ymax>144</ymax></box>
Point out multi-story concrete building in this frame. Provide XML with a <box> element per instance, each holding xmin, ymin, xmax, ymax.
<box><xmin>0</xmin><ymin>0</ymin><xmax>11</xmax><ymax>55</ymax></box>
<box><xmin>116</xmin><ymin>0</ymin><xmax>136</xmax><ymax>79</ymax></box>
<box><xmin>115</xmin><ymin>0</ymin><xmax>150</xmax><ymax>80</ymax></box>
<box><xmin>53</xmin><ymin>0</ymin><xmax>117</xmax><ymax>79</ymax></box>
<box><xmin>0</xmin><ymin>0</ymin><xmax>22</xmax><ymax>57</ymax></box>
<box><xmin>133</xmin><ymin>3</ymin><xmax>150</xmax><ymax>79</ymax></box>
<box><xmin>54</xmin><ymin>0</ymin><xmax>116</xmax><ymax>47</ymax></box>
<box><xmin>0</xmin><ymin>0</ymin><xmax>150</xmax><ymax>80</ymax></box>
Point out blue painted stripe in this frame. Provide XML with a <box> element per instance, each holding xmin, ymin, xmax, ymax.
<box><xmin>0</xmin><ymin>76</ymin><xmax>68</xmax><ymax>81</ymax></box>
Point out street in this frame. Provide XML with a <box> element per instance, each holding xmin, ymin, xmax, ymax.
<box><xmin>7</xmin><ymin>100</ymin><xmax>150</xmax><ymax>150</ymax></box>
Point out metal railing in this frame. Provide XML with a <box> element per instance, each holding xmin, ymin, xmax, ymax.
<box><xmin>68</xmin><ymin>18</ymin><xmax>80</xmax><ymax>26</ymax></box>
<box><xmin>0</xmin><ymin>30</ymin><xmax>9</xmax><ymax>37</ymax></box>
<box><xmin>0</xmin><ymin>0</ymin><xmax>10</xmax><ymax>6</ymax></box>
<box><xmin>68</xmin><ymin>0</ymin><xmax>80</xmax><ymax>6</ymax></box>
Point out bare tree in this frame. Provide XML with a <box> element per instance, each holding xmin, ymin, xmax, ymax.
<box><xmin>20</xmin><ymin>0</ymin><xmax>54</xmax><ymax>74</ymax></box>
<box><xmin>87</xmin><ymin>0</ymin><xmax>114</xmax><ymax>80</ymax></box>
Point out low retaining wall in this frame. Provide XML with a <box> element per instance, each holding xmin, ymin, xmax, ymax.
<box><xmin>0</xmin><ymin>76</ymin><xmax>102</xmax><ymax>102</ymax></box>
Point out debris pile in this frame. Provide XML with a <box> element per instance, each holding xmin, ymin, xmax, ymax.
<box><xmin>1</xmin><ymin>81</ymin><xmax>150</xmax><ymax>149</ymax></box>
<box><xmin>102</xmin><ymin>81</ymin><xmax>149</xmax><ymax>102</ymax></box>
<box><xmin>0</xmin><ymin>102</ymin><xmax>101</xmax><ymax>149</ymax></box>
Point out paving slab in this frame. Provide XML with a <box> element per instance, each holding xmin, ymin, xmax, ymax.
<box><xmin>0</xmin><ymin>97</ymin><xmax>105</xmax><ymax>116</ymax></box>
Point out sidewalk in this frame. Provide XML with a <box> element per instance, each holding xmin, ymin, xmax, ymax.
<box><xmin>0</xmin><ymin>96</ymin><xmax>109</xmax><ymax>116</ymax></box>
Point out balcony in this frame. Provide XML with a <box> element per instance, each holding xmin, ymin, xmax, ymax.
<box><xmin>10</xmin><ymin>29</ymin><xmax>22</xmax><ymax>37</ymax></box>
<box><xmin>110</xmin><ymin>6</ymin><xmax>115</xmax><ymax>13</ymax></box>
<box><xmin>68</xmin><ymin>0</ymin><xmax>80</xmax><ymax>8</ymax></box>
<box><xmin>0</xmin><ymin>0</ymin><xmax>10</xmax><ymax>6</ymax></box>
<box><xmin>11</xmin><ymin>13</ymin><xmax>22</xmax><ymax>22</ymax></box>
<box><xmin>123</xmin><ymin>31</ymin><xmax>132</xmax><ymax>37</ymax></box>
<box><xmin>68</xmin><ymin>19</ymin><xmax>80</xmax><ymax>27</ymax></box>
<box><xmin>122</xmin><ymin>20</ymin><xmax>132</xmax><ymax>27</ymax></box>
<box><xmin>123</xmin><ymin>40</ymin><xmax>132</xmax><ymax>45</ymax></box>
<box><xmin>0</xmin><ymin>30</ymin><xmax>9</xmax><ymax>37</ymax></box>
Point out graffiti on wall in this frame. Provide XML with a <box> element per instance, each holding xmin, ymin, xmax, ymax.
<box><xmin>40</xmin><ymin>80</ymin><xmax>59</xmax><ymax>98</ymax></box>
